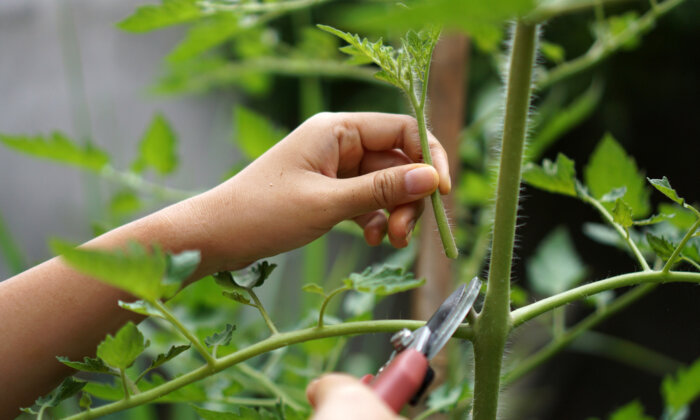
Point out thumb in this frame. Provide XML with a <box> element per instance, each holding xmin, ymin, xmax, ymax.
<box><xmin>331</xmin><ymin>164</ymin><xmax>439</xmax><ymax>218</ymax></box>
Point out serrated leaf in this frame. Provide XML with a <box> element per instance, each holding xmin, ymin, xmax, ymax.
<box><xmin>662</xmin><ymin>357</ymin><xmax>700</xmax><ymax>411</ymax></box>
<box><xmin>609</xmin><ymin>400</ymin><xmax>653</xmax><ymax>420</ymax></box>
<box><xmin>232</xmin><ymin>261</ymin><xmax>277</xmax><ymax>289</ymax></box>
<box><xmin>584</xmin><ymin>133</ymin><xmax>650</xmax><ymax>217</ymax></box>
<box><xmin>302</xmin><ymin>283</ymin><xmax>326</xmax><ymax>295</ymax></box>
<box><xmin>168</xmin><ymin>14</ymin><xmax>240</xmax><ymax>62</ymax></box>
<box><xmin>57</xmin><ymin>356</ymin><xmax>113</xmax><ymax>374</ymax></box>
<box><xmin>52</xmin><ymin>240</ymin><xmax>167</xmax><ymax>301</ymax></box>
<box><xmin>163</xmin><ymin>250</ymin><xmax>201</xmax><ymax>297</ymax></box>
<box><xmin>36</xmin><ymin>377</ymin><xmax>86</xmax><ymax>409</ymax></box>
<box><xmin>118</xmin><ymin>300</ymin><xmax>165</xmax><ymax>319</ymax></box>
<box><xmin>600</xmin><ymin>187</ymin><xmax>627</xmax><ymax>203</ymax></box>
<box><xmin>233</xmin><ymin>106</ymin><xmax>287</xmax><ymax>160</ymax></box>
<box><xmin>527</xmin><ymin>227</ymin><xmax>586</xmax><ymax>296</ymax></box>
<box><xmin>646</xmin><ymin>233</ymin><xmax>675</xmax><ymax>260</ymax></box>
<box><xmin>0</xmin><ymin>132</ymin><xmax>109</xmax><ymax>172</ymax></box>
<box><xmin>134</xmin><ymin>113</ymin><xmax>178</xmax><ymax>175</ymax></box>
<box><xmin>522</xmin><ymin>153</ymin><xmax>577</xmax><ymax>196</ymax></box>
<box><xmin>612</xmin><ymin>199</ymin><xmax>634</xmax><ymax>228</ymax></box>
<box><xmin>205</xmin><ymin>324</ymin><xmax>235</xmax><ymax>347</ymax></box>
<box><xmin>97</xmin><ymin>322</ymin><xmax>149</xmax><ymax>369</ymax></box>
<box><xmin>117</xmin><ymin>0</ymin><xmax>202</xmax><ymax>33</ymax></box>
<box><xmin>150</xmin><ymin>344</ymin><xmax>190</xmax><ymax>370</ymax></box>
<box><xmin>634</xmin><ymin>213</ymin><xmax>672</xmax><ymax>226</ymax></box>
<box><xmin>648</xmin><ymin>177</ymin><xmax>685</xmax><ymax>206</ymax></box>
<box><xmin>222</xmin><ymin>290</ymin><xmax>255</xmax><ymax>306</ymax></box>
<box><xmin>344</xmin><ymin>265</ymin><xmax>424</xmax><ymax>295</ymax></box>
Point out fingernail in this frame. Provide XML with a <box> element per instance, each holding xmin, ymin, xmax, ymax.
<box><xmin>405</xmin><ymin>166</ymin><xmax>437</xmax><ymax>194</ymax></box>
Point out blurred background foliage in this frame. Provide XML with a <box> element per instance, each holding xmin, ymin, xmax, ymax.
<box><xmin>1</xmin><ymin>0</ymin><xmax>699</xmax><ymax>419</ymax></box>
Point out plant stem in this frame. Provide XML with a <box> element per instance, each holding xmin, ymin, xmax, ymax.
<box><xmin>582</xmin><ymin>193</ymin><xmax>651</xmax><ymax>271</ymax></box>
<box><xmin>215</xmin><ymin>396</ymin><xmax>280</xmax><ymax>407</ymax></box>
<box><xmin>663</xmin><ymin>218</ymin><xmax>700</xmax><ymax>273</ymax></box>
<box><xmin>682</xmin><ymin>256</ymin><xmax>700</xmax><ymax>271</ymax></box>
<box><xmin>503</xmin><ymin>282</ymin><xmax>656</xmax><ymax>384</ymax></box>
<box><xmin>152</xmin><ymin>300</ymin><xmax>216</xmax><ymax>366</ymax></box>
<box><xmin>472</xmin><ymin>22</ymin><xmax>537</xmax><ymax>420</ymax></box>
<box><xmin>62</xmin><ymin>319</ymin><xmax>473</xmax><ymax>419</ymax></box>
<box><xmin>119</xmin><ymin>369</ymin><xmax>130</xmax><ymax>399</ymax></box>
<box><xmin>536</xmin><ymin>0</ymin><xmax>686</xmax><ymax>90</ymax></box>
<box><xmin>247</xmin><ymin>288</ymin><xmax>279</xmax><ymax>335</ymax></box>
<box><xmin>200</xmin><ymin>0</ymin><xmax>326</xmax><ymax>14</ymax></box>
<box><xmin>317</xmin><ymin>285</ymin><xmax>350</xmax><ymax>327</ymax></box>
<box><xmin>510</xmin><ymin>270</ymin><xmax>700</xmax><ymax>328</ymax></box>
<box><xmin>236</xmin><ymin>363</ymin><xmax>303</xmax><ymax>411</ymax></box>
<box><xmin>409</xmin><ymin>96</ymin><xmax>458</xmax><ymax>259</ymax></box>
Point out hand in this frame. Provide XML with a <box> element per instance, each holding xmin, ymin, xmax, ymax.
<box><xmin>179</xmin><ymin>112</ymin><xmax>451</xmax><ymax>273</ymax></box>
<box><xmin>307</xmin><ymin>374</ymin><xmax>400</xmax><ymax>420</ymax></box>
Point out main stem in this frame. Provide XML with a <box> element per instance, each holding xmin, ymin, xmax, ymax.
<box><xmin>472</xmin><ymin>22</ymin><xmax>537</xmax><ymax>420</ymax></box>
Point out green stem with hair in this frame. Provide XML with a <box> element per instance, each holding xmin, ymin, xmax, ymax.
<box><xmin>152</xmin><ymin>300</ymin><xmax>216</xmax><ymax>366</ymax></box>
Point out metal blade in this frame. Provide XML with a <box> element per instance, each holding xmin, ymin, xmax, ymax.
<box><xmin>422</xmin><ymin>277</ymin><xmax>482</xmax><ymax>360</ymax></box>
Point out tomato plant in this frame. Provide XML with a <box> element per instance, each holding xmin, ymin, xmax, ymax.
<box><xmin>1</xmin><ymin>0</ymin><xmax>699</xmax><ymax>419</ymax></box>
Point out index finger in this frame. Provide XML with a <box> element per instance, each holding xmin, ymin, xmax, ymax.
<box><xmin>326</xmin><ymin>112</ymin><xmax>452</xmax><ymax>194</ymax></box>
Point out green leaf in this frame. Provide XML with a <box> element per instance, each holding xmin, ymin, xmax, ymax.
<box><xmin>646</xmin><ymin>233</ymin><xmax>675</xmax><ymax>261</ymax></box>
<box><xmin>302</xmin><ymin>283</ymin><xmax>326</xmax><ymax>296</ymax></box>
<box><xmin>233</xmin><ymin>106</ymin><xmax>288</xmax><ymax>160</ymax></box>
<box><xmin>118</xmin><ymin>300</ymin><xmax>165</xmax><ymax>319</ymax></box>
<box><xmin>37</xmin><ymin>377</ymin><xmax>86</xmax><ymax>408</ymax></box>
<box><xmin>0</xmin><ymin>209</ymin><xmax>26</xmax><ymax>275</ymax></box>
<box><xmin>600</xmin><ymin>187</ymin><xmax>627</xmax><ymax>203</ymax></box>
<box><xmin>584</xmin><ymin>133</ymin><xmax>650</xmax><ymax>217</ymax></box>
<box><xmin>334</xmin><ymin>0</ymin><xmax>535</xmax><ymax>52</ymax></box>
<box><xmin>109</xmin><ymin>190</ymin><xmax>142</xmax><ymax>217</ymax></box>
<box><xmin>97</xmin><ymin>322</ymin><xmax>149</xmax><ymax>369</ymax></box>
<box><xmin>612</xmin><ymin>199</ymin><xmax>634</xmax><ymax>228</ymax></box>
<box><xmin>0</xmin><ymin>132</ymin><xmax>109</xmax><ymax>172</ymax></box>
<box><xmin>51</xmin><ymin>240</ymin><xmax>167</xmax><ymax>301</ymax></box>
<box><xmin>163</xmin><ymin>250</ymin><xmax>201</xmax><ymax>297</ymax></box>
<box><xmin>456</xmin><ymin>171</ymin><xmax>494</xmax><ymax>206</ymax></box>
<box><xmin>117</xmin><ymin>0</ymin><xmax>202</xmax><ymax>33</ymax></box>
<box><xmin>527</xmin><ymin>227</ymin><xmax>586</xmax><ymax>296</ymax></box>
<box><xmin>608</xmin><ymin>400</ymin><xmax>653</xmax><ymax>420</ymax></box>
<box><xmin>583</xmin><ymin>223</ymin><xmax>624</xmax><ymax>249</ymax></box>
<box><xmin>606</xmin><ymin>11</ymin><xmax>642</xmax><ymax>50</ymax></box>
<box><xmin>233</xmin><ymin>261</ymin><xmax>277</xmax><ymax>289</ymax></box>
<box><xmin>205</xmin><ymin>324</ymin><xmax>236</xmax><ymax>347</ymax></box>
<box><xmin>510</xmin><ymin>285</ymin><xmax>528</xmax><ymax>307</ymax></box>
<box><xmin>522</xmin><ymin>153</ymin><xmax>577</xmax><ymax>196</ymax></box>
<box><xmin>222</xmin><ymin>290</ymin><xmax>255</xmax><ymax>306</ymax></box>
<box><xmin>168</xmin><ymin>14</ymin><xmax>240</xmax><ymax>62</ymax></box>
<box><xmin>660</xmin><ymin>203</ymin><xmax>696</xmax><ymax>230</ymax></box>
<box><xmin>539</xmin><ymin>41</ymin><xmax>565</xmax><ymax>63</ymax></box>
<box><xmin>150</xmin><ymin>344</ymin><xmax>191</xmax><ymax>370</ymax></box>
<box><xmin>344</xmin><ymin>265</ymin><xmax>424</xmax><ymax>295</ymax></box>
<box><xmin>57</xmin><ymin>356</ymin><xmax>113</xmax><ymax>374</ymax></box>
<box><xmin>633</xmin><ymin>213</ymin><xmax>672</xmax><ymax>226</ymax></box>
<box><xmin>79</xmin><ymin>392</ymin><xmax>92</xmax><ymax>410</ymax></box>
<box><xmin>662</xmin><ymin>357</ymin><xmax>700</xmax><ymax>411</ymax></box>
<box><xmin>134</xmin><ymin>113</ymin><xmax>178</xmax><ymax>175</ymax></box>
<box><xmin>648</xmin><ymin>177</ymin><xmax>685</xmax><ymax>206</ymax></box>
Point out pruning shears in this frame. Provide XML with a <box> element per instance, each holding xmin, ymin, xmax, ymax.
<box><xmin>361</xmin><ymin>277</ymin><xmax>482</xmax><ymax>413</ymax></box>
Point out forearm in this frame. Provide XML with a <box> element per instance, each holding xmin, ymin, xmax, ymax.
<box><xmin>0</xmin><ymin>195</ymin><xmax>216</xmax><ymax>416</ymax></box>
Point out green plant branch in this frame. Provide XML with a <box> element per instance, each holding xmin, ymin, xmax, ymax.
<box><xmin>472</xmin><ymin>21</ymin><xmax>537</xmax><ymax>420</ymax></box>
<box><xmin>214</xmin><ymin>396</ymin><xmax>280</xmax><ymax>407</ymax></box>
<box><xmin>681</xmin><ymin>256</ymin><xmax>700</xmax><ymax>271</ymax></box>
<box><xmin>62</xmin><ymin>319</ymin><xmax>473</xmax><ymax>419</ymax></box>
<box><xmin>581</xmin><ymin>193</ymin><xmax>651</xmax><ymax>271</ymax></box>
<box><xmin>503</xmin><ymin>282</ymin><xmax>656</xmax><ymax>384</ymax></box>
<box><xmin>510</xmin><ymin>270</ymin><xmax>700</xmax><ymax>328</ymax></box>
<box><xmin>317</xmin><ymin>285</ymin><xmax>350</xmax><ymax>328</ymax></box>
<box><xmin>408</xmin><ymin>94</ymin><xmax>458</xmax><ymax>259</ymax></box>
<box><xmin>663</xmin><ymin>218</ymin><xmax>700</xmax><ymax>273</ymax></box>
<box><xmin>525</xmin><ymin>0</ymin><xmax>632</xmax><ymax>23</ymax></box>
<box><xmin>247</xmin><ymin>288</ymin><xmax>279</xmax><ymax>335</ymax></box>
<box><xmin>537</xmin><ymin>0</ymin><xmax>686</xmax><ymax>90</ymax></box>
<box><xmin>569</xmin><ymin>330</ymin><xmax>683</xmax><ymax>376</ymax></box>
<box><xmin>236</xmin><ymin>363</ymin><xmax>303</xmax><ymax>411</ymax></box>
<box><xmin>119</xmin><ymin>369</ymin><xmax>131</xmax><ymax>399</ymax></box>
<box><xmin>152</xmin><ymin>300</ymin><xmax>216</xmax><ymax>366</ymax></box>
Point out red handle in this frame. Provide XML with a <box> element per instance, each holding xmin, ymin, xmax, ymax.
<box><xmin>363</xmin><ymin>349</ymin><xmax>429</xmax><ymax>413</ymax></box>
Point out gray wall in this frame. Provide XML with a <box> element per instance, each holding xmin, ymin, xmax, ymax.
<box><xmin>0</xmin><ymin>0</ymin><xmax>238</xmax><ymax>278</ymax></box>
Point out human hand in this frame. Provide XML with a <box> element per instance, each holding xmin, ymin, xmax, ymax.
<box><xmin>177</xmin><ymin>112</ymin><xmax>451</xmax><ymax>273</ymax></box>
<box><xmin>307</xmin><ymin>374</ymin><xmax>401</xmax><ymax>420</ymax></box>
